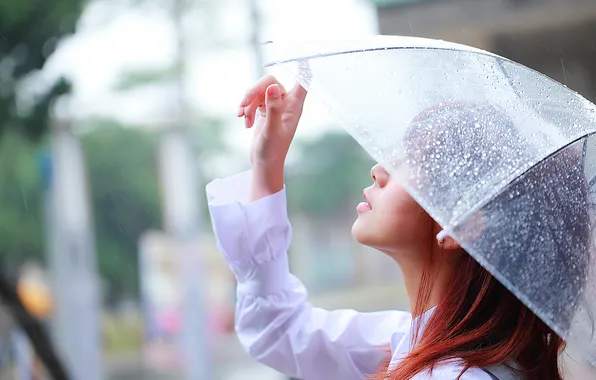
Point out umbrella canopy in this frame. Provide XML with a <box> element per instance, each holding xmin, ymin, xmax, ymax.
<box><xmin>264</xmin><ymin>36</ymin><xmax>596</xmax><ymax>364</ymax></box>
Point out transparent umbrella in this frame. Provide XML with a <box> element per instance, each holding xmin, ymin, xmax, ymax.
<box><xmin>264</xmin><ymin>36</ymin><xmax>596</xmax><ymax>365</ymax></box>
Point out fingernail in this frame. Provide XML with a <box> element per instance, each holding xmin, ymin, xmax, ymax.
<box><xmin>237</xmin><ymin>107</ymin><xmax>244</xmax><ymax>117</ymax></box>
<box><xmin>267</xmin><ymin>84</ymin><xmax>281</xmax><ymax>98</ymax></box>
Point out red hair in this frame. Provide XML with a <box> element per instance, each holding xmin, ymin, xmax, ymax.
<box><xmin>371</xmin><ymin>252</ymin><xmax>565</xmax><ymax>380</ymax></box>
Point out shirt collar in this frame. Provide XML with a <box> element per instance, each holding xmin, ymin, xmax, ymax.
<box><xmin>390</xmin><ymin>305</ymin><xmax>437</xmax><ymax>354</ymax></box>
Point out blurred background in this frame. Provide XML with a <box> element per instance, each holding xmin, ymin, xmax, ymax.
<box><xmin>0</xmin><ymin>0</ymin><xmax>596</xmax><ymax>379</ymax></box>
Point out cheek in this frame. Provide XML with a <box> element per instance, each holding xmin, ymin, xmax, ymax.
<box><xmin>378</xmin><ymin>195</ymin><xmax>428</xmax><ymax>238</ymax></box>
<box><xmin>353</xmin><ymin>187</ymin><xmax>433</xmax><ymax>248</ymax></box>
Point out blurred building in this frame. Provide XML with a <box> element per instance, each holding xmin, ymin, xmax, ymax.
<box><xmin>372</xmin><ymin>0</ymin><xmax>596</xmax><ymax>101</ymax></box>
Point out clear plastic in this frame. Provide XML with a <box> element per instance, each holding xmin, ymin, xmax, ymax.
<box><xmin>265</xmin><ymin>36</ymin><xmax>596</xmax><ymax>364</ymax></box>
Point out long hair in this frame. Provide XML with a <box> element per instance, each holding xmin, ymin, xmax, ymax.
<box><xmin>376</xmin><ymin>254</ymin><xmax>566</xmax><ymax>380</ymax></box>
<box><xmin>372</xmin><ymin>102</ymin><xmax>591</xmax><ymax>380</ymax></box>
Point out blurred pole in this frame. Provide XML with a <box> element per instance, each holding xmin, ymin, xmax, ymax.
<box><xmin>161</xmin><ymin>0</ymin><xmax>212</xmax><ymax>378</ymax></box>
<box><xmin>248</xmin><ymin>0</ymin><xmax>265</xmax><ymax>78</ymax></box>
<box><xmin>158</xmin><ymin>132</ymin><xmax>210</xmax><ymax>380</ymax></box>
<box><xmin>46</xmin><ymin>121</ymin><xmax>102</xmax><ymax>380</ymax></box>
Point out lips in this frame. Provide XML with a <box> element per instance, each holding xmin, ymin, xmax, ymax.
<box><xmin>357</xmin><ymin>191</ymin><xmax>372</xmax><ymax>212</ymax></box>
<box><xmin>363</xmin><ymin>191</ymin><xmax>371</xmax><ymax>208</ymax></box>
<box><xmin>356</xmin><ymin>202</ymin><xmax>372</xmax><ymax>212</ymax></box>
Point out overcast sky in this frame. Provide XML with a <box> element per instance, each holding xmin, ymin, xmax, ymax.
<box><xmin>43</xmin><ymin>0</ymin><xmax>378</xmax><ymax>142</ymax></box>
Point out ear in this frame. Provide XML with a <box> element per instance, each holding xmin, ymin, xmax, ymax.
<box><xmin>436</xmin><ymin>230</ymin><xmax>461</xmax><ymax>250</ymax></box>
<box><xmin>436</xmin><ymin>211</ymin><xmax>485</xmax><ymax>250</ymax></box>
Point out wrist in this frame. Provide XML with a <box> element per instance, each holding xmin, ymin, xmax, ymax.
<box><xmin>249</xmin><ymin>164</ymin><xmax>285</xmax><ymax>201</ymax></box>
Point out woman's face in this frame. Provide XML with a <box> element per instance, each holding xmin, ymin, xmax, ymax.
<box><xmin>351</xmin><ymin>164</ymin><xmax>435</xmax><ymax>253</ymax></box>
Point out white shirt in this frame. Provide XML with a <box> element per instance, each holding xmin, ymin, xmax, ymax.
<box><xmin>206</xmin><ymin>171</ymin><xmax>500</xmax><ymax>380</ymax></box>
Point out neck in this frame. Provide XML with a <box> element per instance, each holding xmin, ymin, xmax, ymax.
<box><xmin>385</xmin><ymin>239</ymin><xmax>457</xmax><ymax>317</ymax></box>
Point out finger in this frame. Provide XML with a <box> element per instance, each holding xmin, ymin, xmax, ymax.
<box><xmin>263</xmin><ymin>84</ymin><xmax>284</xmax><ymax>134</ymax></box>
<box><xmin>242</xmin><ymin>79</ymin><xmax>288</xmax><ymax>127</ymax></box>
<box><xmin>240</xmin><ymin>74</ymin><xmax>287</xmax><ymax>108</ymax></box>
<box><xmin>244</xmin><ymin>88</ymin><xmax>287</xmax><ymax>128</ymax></box>
<box><xmin>288</xmin><ymin>82</ymin><xmax>308</xmax><ymax>103</ymax></box>
<box><xmin>244</xmin><ymin>104</ymin><xmax>265</xmax><ymax>129</ymax></box>
<box><xmin>283</xmin><ymin>83</ymin><xmax>307</xmax><ymax>118</ymax></box>
<box><xmin>276</xmin><ymin>83</ymin><xmax>307</xmax><ymax>129</ymax></box>
<box><xmin>244</xmin><ymin>99</ymin><xmax>264</xmax><ymax>128</ymax></box>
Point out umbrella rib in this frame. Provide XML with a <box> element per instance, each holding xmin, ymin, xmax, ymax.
<box><xmin>495</xmin><ymin>59</ymin><xmax>523</xmax><ymax>100</ymax></box>
<box><xmin>583</xmin><ymin>138</ymin><xmax>589</xmax><ymax>173</ymax></box>
<box><xmin>265</xmin><ymin>46</ymin><xmax>504</xmax><ymax>66</ymax></box>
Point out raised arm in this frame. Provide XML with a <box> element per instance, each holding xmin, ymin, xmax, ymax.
<box><xmin>207</xmin><ymin>171</ymin><xmax>410</xmax><ymax>379</ymax></box>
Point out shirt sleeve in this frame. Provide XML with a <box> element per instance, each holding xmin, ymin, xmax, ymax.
<box><xmin>206</xmin><ymin>170</ymin><xmax>411</xmax><ymax>379</ymax></box>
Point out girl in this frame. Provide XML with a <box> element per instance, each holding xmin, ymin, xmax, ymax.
<box><xmin>206</xmin><ymin>75</ymin><xmax>590</xmax><ymax>379</ymax></box>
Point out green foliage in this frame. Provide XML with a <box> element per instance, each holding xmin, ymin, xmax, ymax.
<box><xmin>0</xmin><ymin>0</ymin><xmax>232</xmax><ymax>304</ymax></box>
<box><xmin>286</xmin><ymin>131</ymin><xmax>375</xmax><ymax>218</ymax></box>
<box><xmin>78</xmin><ymin>117</ymin><xmax>226</xmax><ymax>301</ymax></box>
<box><xmin>0</xmin><ymin>122</ymin><xmax>162</xmax><ymax>300</ymax></box>
<box><xmin>0</xmin><ymin>0</ymin><xmax>82</xmax><ymax>141</ymax></box>
<box><xmin>0</xmin><ymin>114</ymin><xmax>367</xmax><ymax>301</ymax></box>
<box><xmin>81</xmin><ymin>120</ymin><xmax>162</xmax><ymax>302</ymax></box>
<box><xmin>0</xmin><ymin>132</ymin><xmax>45</xmax><ymax>273</ymax></box>
<box><xmin>0</xmin><ymin>0</ymin><xmax>86</xmax><ymax>274</ymax></box>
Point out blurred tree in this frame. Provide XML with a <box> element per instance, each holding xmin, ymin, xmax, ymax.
<box><xmin>0</xmin><ymin>0</ymin><xmax>83</xmax><ymax>141</ymax></box>
<box><xmin>0</xmin><ymin>3</ymin><xmax>86</xmax><ymax>376</ymax></box>
<box><xmin>0</xmin><ymin>131</ymin><xmax>69</xmax><ymax>378</ymax></box>
<box><xmin>0</xmin><ymin>116</ymin><xmax>228</xmax><ymax>302</ymax></box>
<box><xmin>0</xmin><ymin>0</ymin><xmax>86</xmax><ymax>271</ymax></box>
<box><xmin>286</xmin><ymin>131</ymin><xmax>375</xmax><ymax>218</ymax></box>
<box><xmin>81</xmin><ymin>120</ymin><xmax>162</xmax><ymax>303</ymax></box>
<box><xmin>0</xmin><ymin>132</ymin><xmax>45</xmax><ymax>273</ymax></box>
<box><xmin>0</xmin><ymin>122</ymin><xmax>159</xmax><ymax>301</ymax></box>
<box><xmin>81</xmin><ymin>116</ymin><xmax>228</xmax><ymax>303</ymax></box>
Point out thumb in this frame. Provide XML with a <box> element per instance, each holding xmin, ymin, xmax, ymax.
<box><xmin>264</xmin><ymin>84</ymin><xmax>283</xmax><ymax>133</ymax></box>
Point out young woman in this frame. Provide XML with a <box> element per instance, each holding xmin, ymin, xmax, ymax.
<box><xmin>206</xmin><ymin>75</ymin><xmax>590</xmax><ymax>379</ymax></box>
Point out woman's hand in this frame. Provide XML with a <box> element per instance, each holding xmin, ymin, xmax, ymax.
<box><xmin>238</xmin><ymin>74</ymin><xmax>307</xmax><ymax>201</ymax></box>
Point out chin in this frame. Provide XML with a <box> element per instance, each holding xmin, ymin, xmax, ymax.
<box><xmin>352</xmin><ymin>215</ymin><xmax>399</xmax><ymax>254</ymax></box>
<box><xmin>351</xmin><ymin>217</ymin><xmax>374</xmax><ymax>246</ymax></box>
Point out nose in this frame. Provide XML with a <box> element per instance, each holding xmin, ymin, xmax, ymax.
<box><xmin>370</xmin><ymin>164</ymin><xmax>389</xmax><ymax>187</ymax></box>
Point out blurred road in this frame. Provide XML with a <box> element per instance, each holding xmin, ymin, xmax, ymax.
<box><xmin>106</xmin><ymin>333</ymin><xmax>285</xmax><ymax>380</ymax></box>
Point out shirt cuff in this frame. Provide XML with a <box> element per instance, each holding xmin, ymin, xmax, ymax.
<box><xmin>206</xmin><ymin>170</ymin><xmax>292</xmax><ymax>295</ymax></box>
<box><xmin>205</xmin><ymin>170</ymin><xmax>253</xmax><ymax>206</ymax></box>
